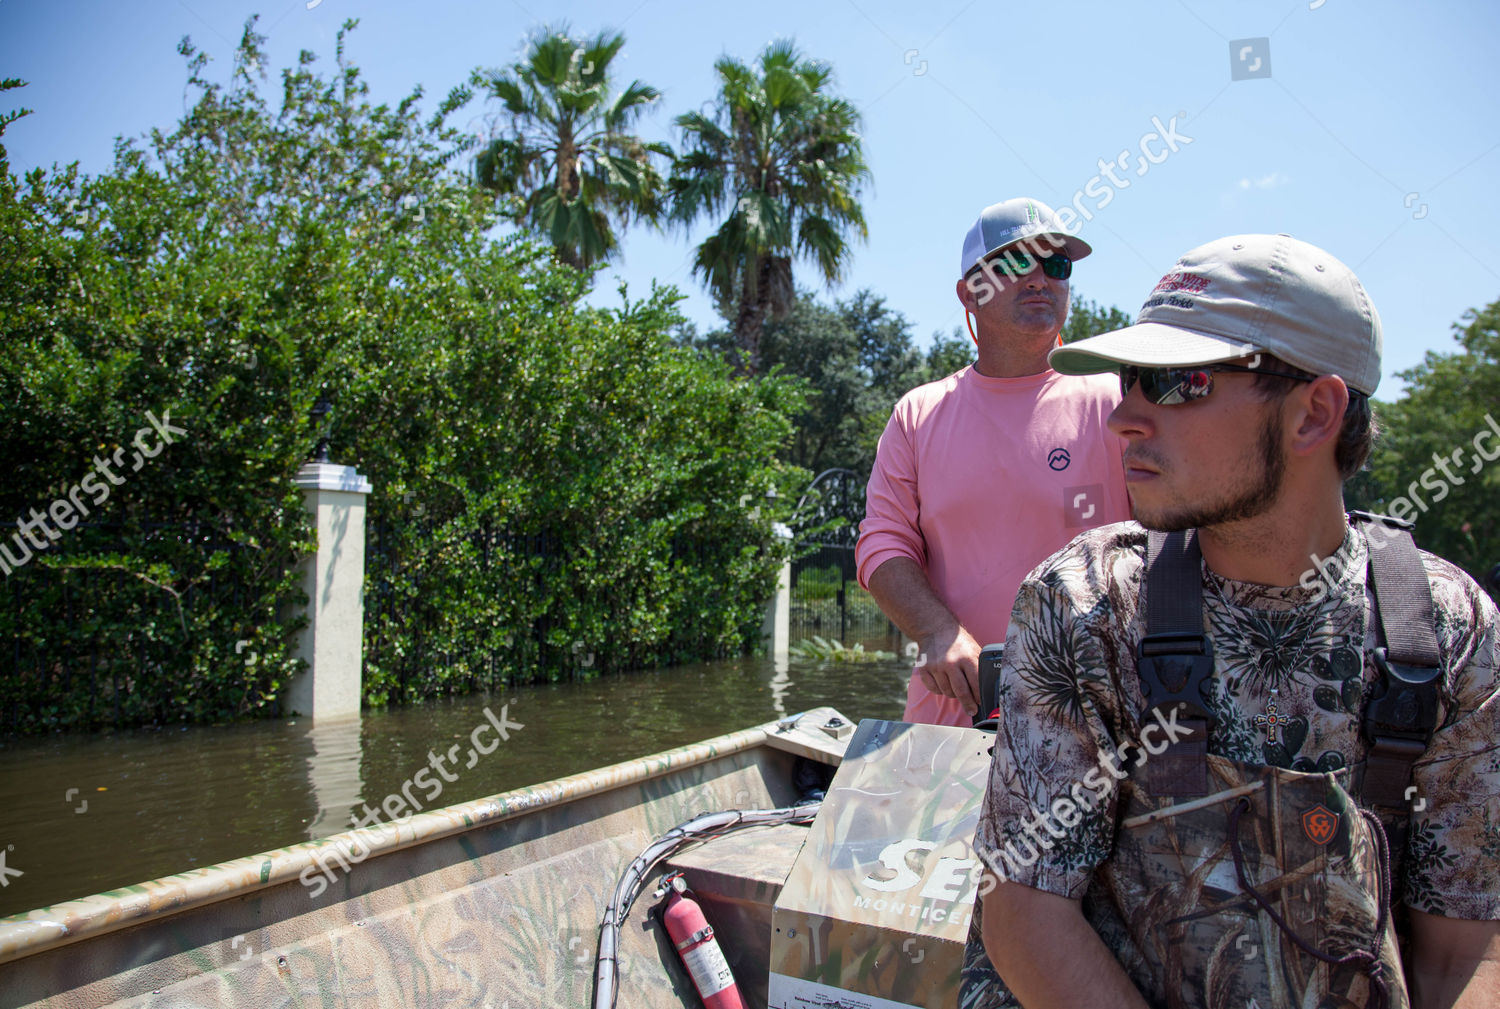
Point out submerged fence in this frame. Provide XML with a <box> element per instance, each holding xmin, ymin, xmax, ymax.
<box><xmin>0</xmin><ymin>510</ymin><xmax>749</xmax><ymax>732</ymax></box>
<box><xmin>360</xmin><ymin>518</ymin><xmax>580</xmax><ymax>699</ymax></box>
<box><xmin>3</xmin><ymin>465</ymin><xmax>883</xmax><ymax>731</ymax></box>
<box><xmin>788</xmin><ymin>542</ymin><xmax>893</xmax><ymax>644</ymax></box>
<box><xmin>785</xmin><ymin>469</ymin><xmax>895</xmax><ymax>645</ymax></box>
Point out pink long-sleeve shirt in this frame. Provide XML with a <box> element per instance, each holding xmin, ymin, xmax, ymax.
<box><xmin>856</xmin><ymin>365</ymin><xmax>1131</xmax><ymax>726</ymax></box>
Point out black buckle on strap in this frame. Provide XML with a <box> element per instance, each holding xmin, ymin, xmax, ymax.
<box><xmin>1362</xmin><ymin>647</ymin><xmax>1440</xmax><ymax>809</ymax></box>
<box><xmin>1135</xmin><ymin>632</ymin><xmax>1215</xmax><ymax>797</ymax></box>
<box><xmin>1136</xmin><ymin>632</ymin><xmax>1217</xmax><ymax>728</ymax></box>
<box><xmin>1364</xmin><ymin>647</ymin><xmax>1440</xmax><ymax>744</ymax></box>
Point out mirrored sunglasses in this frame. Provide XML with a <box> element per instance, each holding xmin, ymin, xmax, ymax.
<box><xmin>1120</xmin><ymin>363</ymin><xmax>1313</xmax><ymax>405</ymax></box>
<box><xmin>979</xmin><ymin>251</ymin><xmax>1072</xmax><ymax>280</ymax></box>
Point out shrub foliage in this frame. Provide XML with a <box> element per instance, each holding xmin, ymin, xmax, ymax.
<box><xmin>0</xmin><ymin>20</ymin><xmax>802</xmax><ymax>732</ymax></box>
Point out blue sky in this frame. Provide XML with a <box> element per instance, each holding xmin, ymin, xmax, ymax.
<box><xmin>3</xmin><ymin>0</ymin><xmax>1497</xmax><ymax>396</ymax></box>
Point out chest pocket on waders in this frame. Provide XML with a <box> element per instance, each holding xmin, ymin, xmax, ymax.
<box><xmin>1110</xmin><ymin>755</ymin><xmax>1402</xmax><ymax>1008</ymax></box>
<box><xmin>1111</xmin><ymin>520</ymin><xmax>1440</xmax><ymax>1009</ymax></box>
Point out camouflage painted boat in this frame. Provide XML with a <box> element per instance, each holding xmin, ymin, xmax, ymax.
<box><xmin>0</xmin><ymin>707</ymin><xmax>858</xmax><ymax>1009</ymax></box>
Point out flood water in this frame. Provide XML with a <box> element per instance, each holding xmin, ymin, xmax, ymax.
<box><xmin>0</xmin><ymin>649</ymin><xmax>912</xmax><ymax>919</ymax></box>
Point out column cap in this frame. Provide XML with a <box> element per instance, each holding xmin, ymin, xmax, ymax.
<box><xmin>293</xmin><ymin>462</ymin><xmax>373</xmax><ymax>495</ymax></box>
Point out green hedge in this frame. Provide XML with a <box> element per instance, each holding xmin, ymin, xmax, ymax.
<box><xmin>0</xmin><ymin>21</ymin><xmax>805</xmax><ymax>732</ymax></box>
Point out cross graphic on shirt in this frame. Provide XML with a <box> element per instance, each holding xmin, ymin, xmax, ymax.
<box><xmin>1253</xmin><ymin>689</ymin><xmax>1287</xmax><ymax>744</ymax></box>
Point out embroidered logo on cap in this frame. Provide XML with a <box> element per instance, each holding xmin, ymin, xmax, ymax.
<box><xmin>1151</xmin><ymin>272</ymin><xmax>1211</xmax><ymax>295</ymax></box>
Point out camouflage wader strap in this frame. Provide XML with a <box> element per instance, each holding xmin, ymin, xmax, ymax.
<box><xmin>1138</xmin><ymin>530</ymin><xmax>1216</xmax><ymax>796</ymax></box>
<box><xmin>1142</xmin><ymin>519</ymin><xmax>1442</xmax><ymax>821</ymax></box>
<box><xmin>1348</xmin><ymin>511</ymin><xmax>1442</xmax><ymax>884</ymax></box>
<box><xmin>1137</xmin><ymin>519</ymin><xmax>1433</xmax><ymax>1008</ymax></box>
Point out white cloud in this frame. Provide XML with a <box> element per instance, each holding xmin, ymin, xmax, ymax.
<box><xmin>1236</xmin><ymin>172</ymin><xmax>1290</xmax><ymax>190</ymax></box>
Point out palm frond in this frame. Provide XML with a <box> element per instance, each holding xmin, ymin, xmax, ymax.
<box><xmin>469</xmin><ymin>27</ymin><xmax>665</xmax><ymax>268</ymax></box>
<box><xmin>575</xmin><ymin>29</ymin><xmax>626</xmax><ymax>85</ymax></box>
<box><xmin>691</xmin><ymin>224</ymin><xmax>744</xmax><ymax>307</ymax></box>
<box><xmin>796</xmin><ymin>215</ymin><xmax>849</xmax><ymax>284</ymax></box>
<box><xmin>605</xmin><ymin>80</ymin><xmax>662</xmax><ymax>129</ymax></box>
<box><xmin>668</xmin><ymin>40</ymin><xmax>869</xmax><ymax>369</ymax></box>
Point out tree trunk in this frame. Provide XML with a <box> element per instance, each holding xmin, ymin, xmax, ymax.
<box><xmin>732</xmin><ymin>256</ymin><xmax>773</xmax><ymax>376</ymax></box>
<box><xmin>552</xmin><ymin>126</ymin><xmax>586</xmax><ymax>271</ymax></box>
<box><xmin>556</xmin><ymin>127</ymin><xmax>580</xmax><ymax>202</ymax></box>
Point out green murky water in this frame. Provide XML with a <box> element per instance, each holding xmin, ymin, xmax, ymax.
<box><xmin>0</xmin><ymin>650</ymin><xmax>911</xmax><ymax>918</ymax></box>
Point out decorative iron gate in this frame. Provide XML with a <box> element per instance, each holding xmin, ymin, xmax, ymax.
<box><xmin>788</xmin><ymin>469</ymin><xmax>894</xmax><ymax>644</ymax></box>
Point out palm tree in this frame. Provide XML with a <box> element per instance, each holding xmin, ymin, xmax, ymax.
<box><xmin>471</xmin><ymin>27</ymin><xmax>669</xmax><ymax>270</ymax></box>
<box><xmin>670</xmin><ymin>41</ymin><xmax>870</xmax><ymax>376</ymax></box>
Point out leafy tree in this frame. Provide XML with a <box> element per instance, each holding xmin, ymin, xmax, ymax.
<box><xmin>1350</xmin><ymin>300</ymin><xmax>1500</xmax><ymax>598</ymax></box>
<box><xmin>0</xmin><ymin>18</ymin><xmax>803</xmax><ymax>732</ymax></box>
<box><xmin>1</xmin><ymin>77</ymin><xmax>33</xmax><ymax>139</ymax></box>
<box><xmin>1062</xmin><ymin>295</ymin><xmax>1132</xmax><ymax>344</ymax></box>
<box><xmin>753</xmin><ymin>290</ymin><xmax>922</xmax><ymax>475</ymax></box>
<box><xmin>924</xmin><ymin>328</ymin><xmax>976</xmax><ymax>380</ymax></box>
<box><xmin>669</xmin><ymin>40</ymin><xmax>870</xmax><ymax>375</ymax></box>
<box><xmin>471</xmin><ymin>26</ymin><xmax>669</xmax><ymax>269</ymax></box>
<box><xmin>846</xmin><ymin>289</ymin><xmax>927</xmax><ymax>402</ymax></box>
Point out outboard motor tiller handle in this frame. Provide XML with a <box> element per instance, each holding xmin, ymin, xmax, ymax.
<box><xmin>972</xmin><ymin>642</ymin><xmax>1005</xmax><ymax>731</ymax></box>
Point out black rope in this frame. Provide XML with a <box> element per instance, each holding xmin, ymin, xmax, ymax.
<box><xmin>1227</xmin><ymin>797</ymin><xmax>1394</xmax><ymax>1009</ymax></box>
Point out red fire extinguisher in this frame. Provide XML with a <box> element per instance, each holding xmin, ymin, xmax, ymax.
<box><xmin>656</xmin><ymin>871</ymin><xmax>746</xmax><ymax>1009</ymax></box>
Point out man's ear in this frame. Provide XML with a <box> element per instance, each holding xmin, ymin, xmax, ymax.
<box><xmin>956</xmin><ymin>275</ymin><xmax>978</xmax><ymax>314</ymax></box>
<box><xmin>1289</xmin><ymin>375</ymin><xmax>1350</xmax><ymax>459</ymax></box>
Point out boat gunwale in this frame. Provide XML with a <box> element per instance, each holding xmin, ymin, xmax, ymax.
<box><xmin>0</xmin><ymin>710</ymin><xmax>840</xmax><ymax>967</ymax></box>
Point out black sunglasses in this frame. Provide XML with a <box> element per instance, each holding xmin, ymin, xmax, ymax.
<box><xmin>1120</xmin><ymin>363</ymin><xmax>1313</xmax><ymax>405</ymax></box>
<box><xmin>975</xmin><ymin>250</ymin><xmax>1072</xmax><ymax>280</ymax></box>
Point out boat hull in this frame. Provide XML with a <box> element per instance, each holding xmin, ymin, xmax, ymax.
<box><xmin>0</xmin><ymin>708</ymin><xmax>854</xmax><ymax>1009</ymax></box>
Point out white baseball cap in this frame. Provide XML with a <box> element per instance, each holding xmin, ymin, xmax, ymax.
<box><xmin>1048</xmin><ymin>233</ymin><xmax>1383</xmax><ymax>395</ymax></box>
<box><xmin>958</xmin><ymin>197</ymin><xmax>1092</xmax><ymax>278</ymax></box>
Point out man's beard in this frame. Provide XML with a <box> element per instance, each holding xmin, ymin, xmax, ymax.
<box><xmin>1133</xmin><ymin>409</ymin><xmax>1286</xmax><ymax>533</ymax></box>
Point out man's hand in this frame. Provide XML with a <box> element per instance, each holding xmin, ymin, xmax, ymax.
<box><xmin>915</xmin><ymin>623</ymin><xmax>983</xmax><ymax>716</ymax></box>
<box><xmin>866</xmin><ymin>556</ymin><xmax>983</xmax><ymax>715</ymax></box>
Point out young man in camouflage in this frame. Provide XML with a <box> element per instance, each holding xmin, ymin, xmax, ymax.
<box><xmin>964</xmin><ymin>234</ymin><xmax>1500</xmax><ymax>1008</ymax></box>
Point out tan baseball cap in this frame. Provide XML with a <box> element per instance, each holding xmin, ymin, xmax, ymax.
<box><xmin>1048</xmin><ymin>233</ymin><xmax>1383</xmax><ymax>395</ymax></box>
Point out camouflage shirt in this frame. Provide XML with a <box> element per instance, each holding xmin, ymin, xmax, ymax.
<box><xmin>965</xmin><ymin>520</ymin><xmax>1500</xmax><ymax>1005</ymax></box>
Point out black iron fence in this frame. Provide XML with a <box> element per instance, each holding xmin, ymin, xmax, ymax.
<box><xmin>785</xmin><ymin>469</ymin><xmax>896</xmax><ymax>645</ymax></box>
<box><xmin>789</xmin><ymin>542</ymin><xmax>894</xmax><ymax>644</ymax></box>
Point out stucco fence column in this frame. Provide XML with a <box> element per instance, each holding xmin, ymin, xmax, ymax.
<box><xmin>286</xmin><ymin>461</ymin><xmax>373</xmax><ymax>722</ymax></box>
<box><xmin>762</xmin><ymin>522</ymin><xmax>793</xmax><ymax>660</ymax></box>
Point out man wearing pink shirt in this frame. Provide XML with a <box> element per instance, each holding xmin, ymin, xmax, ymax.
<box><xmin>857</xmin><ymin>198</ymin><xmax>1131</xmax><ymax>726</ymax></box>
